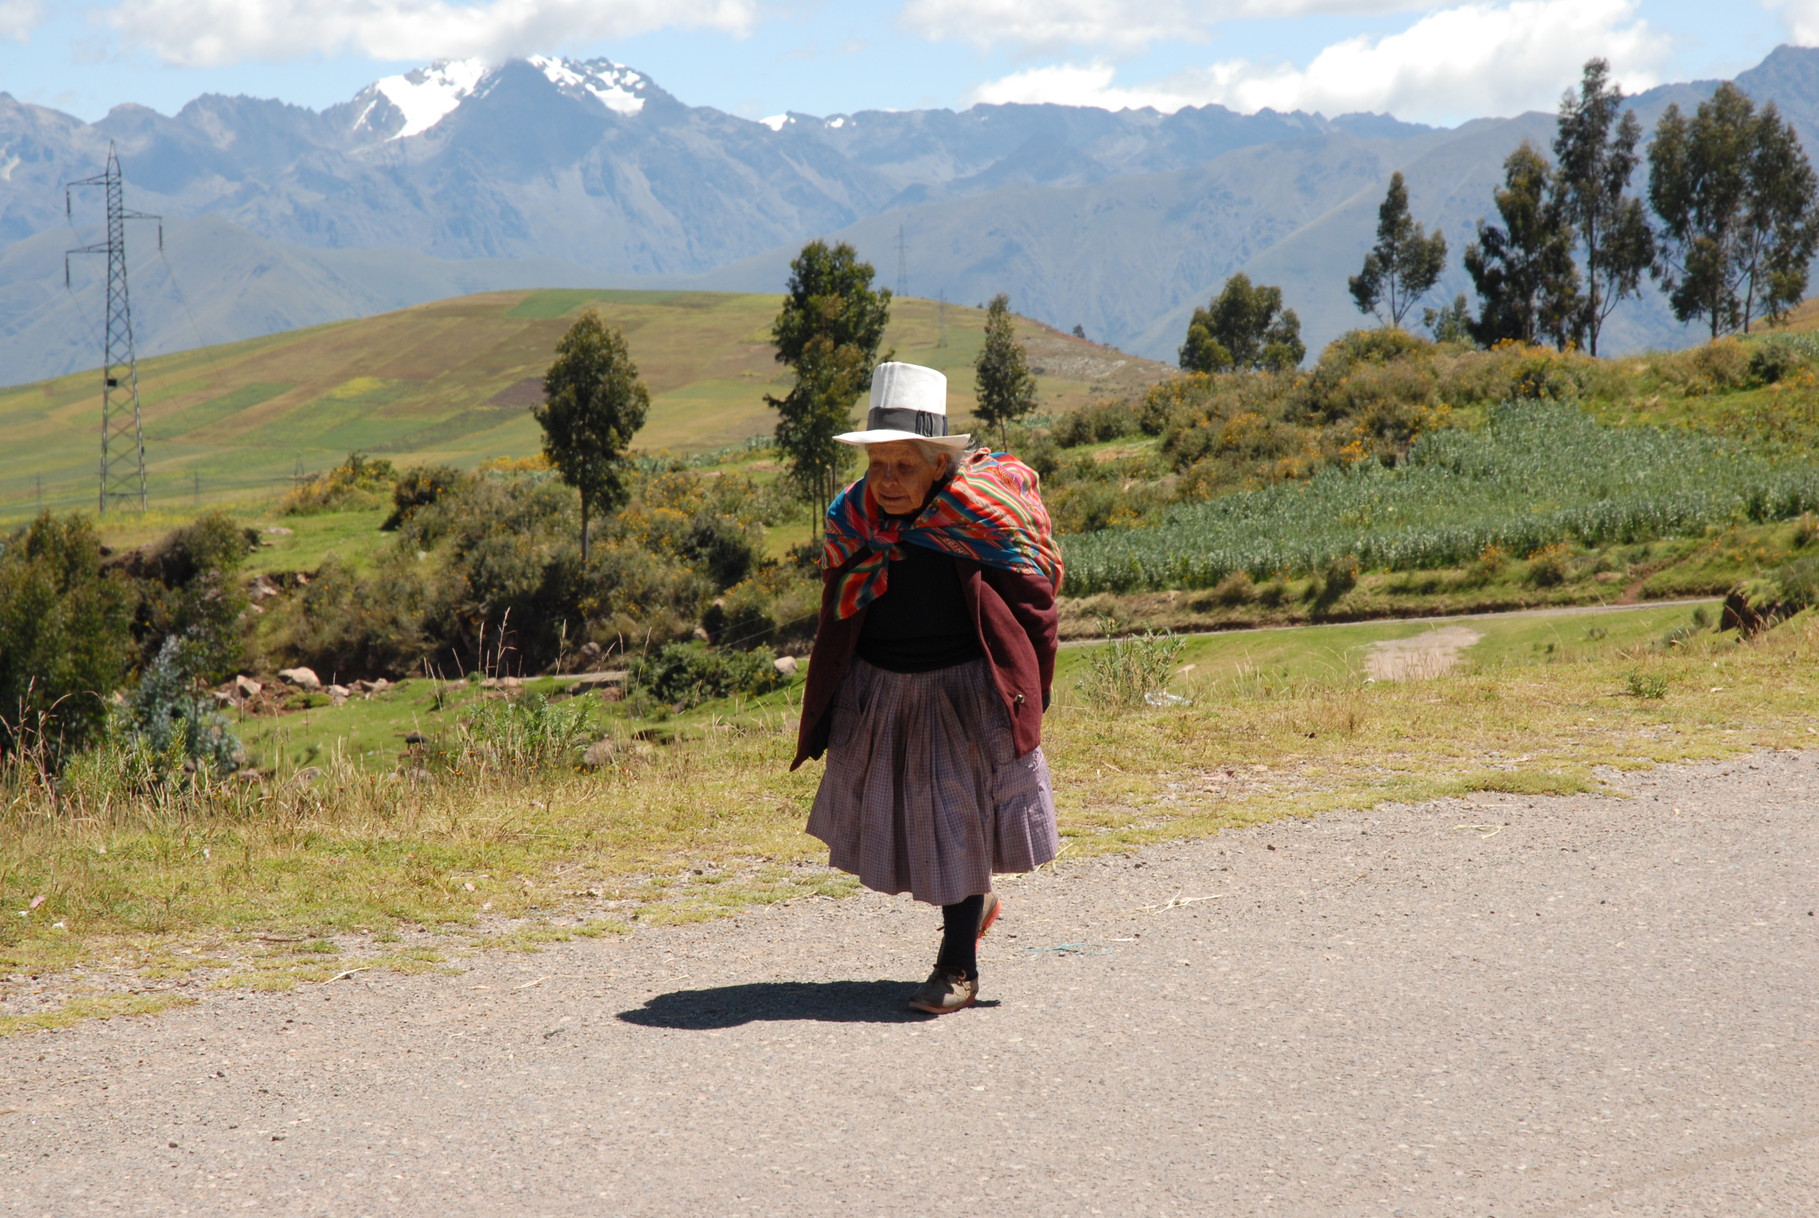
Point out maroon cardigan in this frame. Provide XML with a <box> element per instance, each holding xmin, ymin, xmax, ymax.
<box><xmin>791</xmin><ymin>552</ymin><xmax>1059</xmax><ymax>770</ymax></box>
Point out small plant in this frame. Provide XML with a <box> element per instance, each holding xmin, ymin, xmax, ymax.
<box><xmin>456</xmin><ymin>691</ymin><xmax>592</xmax><ymax>774</ymax></box>
<box><xmin>1793</xmin><ymin>514</ymin><xmax>1818</xmax><ymax>549</ymax></box>
<box><xmin>1075</xmin><ymin>615</ymin><xmax>1186</xmax><ymax>709</ymax></box>
<box><xmin>1624</xmin><ymin>670</ymin><xmax>1669</xmax><ymax>699</ymax></box>
<box><xmin>127</xmin><ymin>636</ymin><xmax>243</xmax><ymax>779</ymax></box>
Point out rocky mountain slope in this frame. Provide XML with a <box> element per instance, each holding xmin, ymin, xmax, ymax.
<box><xmin>2</xmin><ymin>46</ymin><xmax>1817</xmax><ymax>383</ymax></box>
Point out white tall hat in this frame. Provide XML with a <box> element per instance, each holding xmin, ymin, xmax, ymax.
<box><xmin>834</xmin><ymin>361</ymin><xmax>974</xmax><ymax>450</ymax></box>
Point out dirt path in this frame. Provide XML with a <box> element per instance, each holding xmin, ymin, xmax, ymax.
<box><xmin>3</xmin><ymin>751</ymin><xmax>1815</xmax><ymax>1216</ymax></box>
<box><xmin>1365</xmin><ymin>625</ymin><xmax>1484</xmax><ymax>680</ymax></box>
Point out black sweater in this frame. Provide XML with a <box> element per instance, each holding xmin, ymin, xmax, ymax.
<box><xmin>855</xmin><ymin>542</ymin><xmax>985</xmax><ymax>672</ymax></box>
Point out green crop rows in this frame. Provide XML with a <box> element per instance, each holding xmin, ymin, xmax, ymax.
<box><xmin>1061</xmin><ymin>401</ymin><xmax>1819</xmax><ymax>593</ymax></box>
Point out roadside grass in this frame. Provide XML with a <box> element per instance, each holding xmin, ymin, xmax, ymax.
<box><xmin>3</xmin><ymin>604</ymin><xmax>1812</xmax><ymax>1029</ymax></box>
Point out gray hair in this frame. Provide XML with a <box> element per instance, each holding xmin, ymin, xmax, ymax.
<box><xmin>908</xmin><ymin>439</ymin><xmax>956</xmax><ymax>469</ymax></box>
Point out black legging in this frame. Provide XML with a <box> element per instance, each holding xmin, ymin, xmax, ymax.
<box><xmin>936</xmin><ymin>894</ymin><xmax>986</xmax><ymax>978</ymax></box>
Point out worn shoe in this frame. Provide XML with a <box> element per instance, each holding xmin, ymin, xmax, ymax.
<box><xmin>977</xmin><ymin>892</ymin><xmax>1002</xmax><ymax>942</ymax></box>
<box><xmin>908</xmin><ymin>965</ymin><xmax>978</xmax><ymax>1014</ymax></box>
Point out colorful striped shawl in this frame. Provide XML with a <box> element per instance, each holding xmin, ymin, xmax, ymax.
<box><xmin>822</xmin><ymin>450</ymin><xmax>1064</xmax><ymax>619</ymax></box>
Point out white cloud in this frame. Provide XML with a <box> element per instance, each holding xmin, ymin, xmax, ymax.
<box><xmin>0</xmin><ymin>0</ymin><xmax>43</xmax><ymax>43</ymax></box>
<box><xmin>103</xmin><ymin>0</ymin><xmax>757</xmax><ymax>68</ymax></box>
<box><xmin>901</xmin><ymin>0</ymin><xmax>1430</xmax><ymax>53</ymax></box>
<box><xmin>1773</xmin><ymin>0</ymin><xmax>1819</xmax><ymax>45</ymax></box>
<box><xmin>965</xmin><ymin>0</ymin><xmax>1669</xmax><ymax>125</ymax></box>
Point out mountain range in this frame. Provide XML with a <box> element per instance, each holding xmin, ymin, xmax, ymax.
<box><xmin>5</xmin><ymin>46</ymin><xmax>1819</xmax><ymax>385</ymax></box>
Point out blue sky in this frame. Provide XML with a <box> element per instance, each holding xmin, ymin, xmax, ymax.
<box><xmin>0</xmin><ymin>1</ymin><xmax>1804</xmax><ymax>128</ymax></box>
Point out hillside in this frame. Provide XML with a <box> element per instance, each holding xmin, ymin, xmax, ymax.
<box><xmin>0</xmin><ymin>288</ymin><xmax>1169</xmax><ymax>520</ymax></box>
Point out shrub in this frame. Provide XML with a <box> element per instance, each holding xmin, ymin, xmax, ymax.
<box><xmin>132</xmin><ymin>510</ymin><xmax>257</xmax><ymax>682</ymax></box>
<box><xmin>1053</xmin><ymin>400</ymin><xmax>1140</xmax><ymax>447</ymax></box>
<box><xmin>706</xmin><ymin>564</ymin><xmax>820</xmax><ymax>651</ymax></box>
<box><xmin>627</xmin><ymin>641</ymin><xmax>787</xmax><ymax>711</ymax></box>
<box><xmin>0</xmin><ymin>512</ymin><xmax>135</xmax><ymax>758</ymax></box>
<box><xmin>1650</xmin><ymin>338</ymin><xmax>1753</xmax><ymax>396</ymax></box>
<box><xmin>266</xmin><ymin>552</ymin><xmax>434</xmax><ymax>679</ymax></box>
<box><xmin>384</xmin><ymin>465</ymin><xmax>470</xmax><ymax>531</ymax></box>
<box><xmin>1526</xmin><ymin>543</ymin><xmax>1572</xmax><ymax>587</ymax></box>
<box><xmin>281</xmin><ymin>451</ymin><xmax>398</xmax><ymax>515</ymax></box>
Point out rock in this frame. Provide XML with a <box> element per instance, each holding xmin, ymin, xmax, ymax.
<box><xmin>596</xmin><ymin>686</ymin><xmax>625</xmax><ymax>703</ymax></box>
<box><xmin>692</xmin><ymin>625</ymin><xmax>712</xmax><ymax>642</ymax></box>
<box><xmin>571</xmin><ymin>670</ymin><xmax>628</xmax><ymax>692</ymax></box>
<box><xmin>773</xmin><ymin>655</ymin><xmax>799</xmax><ymax>677</ymax></box>
<box><xmin>277</xmin><ymin>666</ymin><xmax>320</xmax><ymax>691</ymax></box>
<box><xmin>578</xmin><ymin>641</ymin><xmax>603</xmax><ymax>663</ymax></box>
<box><xmin>288</xmin><ymin>766</ymin><xmax>324</xmax><ymax>789</ymax></box>
<box><xmin>261</xmin><ymin>526</ymin><xmax>294</xmax><ymax>537</ymax></box>
<box><xmin>480</xmin><ymin>676</ymin><xmax>523</xmax><ymax>690</ymax></box>
<box><xmin>327</xmin><ymin>684</ymin><xmax>350</xmax><ymax>706</ymax></box>
<box><xmin>581</xmin><ymin>738</ymin><xmax>617</xmax><ymax>768</ymax></box>
<box><xmin>211</xmin><ymin>690</ymin><xmax>236</xmax><ymax>708</ymax></box>
<box><xmin>248</xmin><ymin>575</ymin><xmax>280</xmax><ymax>602</ymax></box>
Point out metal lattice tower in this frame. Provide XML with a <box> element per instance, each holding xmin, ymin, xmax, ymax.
<box><xmin>67</xmin><ymin>143</ymin><xmax>161</xmax><ymax>514</ymax></box>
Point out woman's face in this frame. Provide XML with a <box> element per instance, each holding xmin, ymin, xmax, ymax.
<box><xmin>866</xmin><ymin>441</ymin><xmax>949</xmax><ymax>515</ymax></box>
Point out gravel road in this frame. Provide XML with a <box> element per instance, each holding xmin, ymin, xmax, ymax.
<box><xmin>4</xmin><ymin>750</ymin><xmax>1815</xmax><ymax>1217</ymax></box>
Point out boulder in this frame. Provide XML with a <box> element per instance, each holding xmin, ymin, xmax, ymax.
<box><xmin>578</xmin><ymin>641</ymin><xmax>603</xmax><ymax>663</ymax></box>
<box><xmin>773</xmin><ymin>655</ymin><xmax>799</xmax><ymax>677</ymax></box>
<box><xmin>248</xmin><ymin>575</ymin><xmax>280</xmax><ymax>602</ymax></box>
<box><xmin>234</xmin><ymin>675</ymin><xmax>262</xmax><ymax>699</ymax></box>
<box><xmin>277</xmin><ymin>666</ymin><xmax>320</xmax><ymax>691</ymax></box>
<box><xmin>327</xmin><ymin>684</ymin><xmax>350</xmax><ymax>706</ymax></box>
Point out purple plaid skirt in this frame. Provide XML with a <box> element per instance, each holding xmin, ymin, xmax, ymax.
<box><xmin>806</xmin><ymin>656</ymin><xmax>1060</xmax><ymax>906</ymax></box>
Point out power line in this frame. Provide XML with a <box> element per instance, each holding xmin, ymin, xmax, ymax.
<box><xmin>66</xmin><ymin>142</ymin><xmax>162</xmax><ymax>515</ymax></box>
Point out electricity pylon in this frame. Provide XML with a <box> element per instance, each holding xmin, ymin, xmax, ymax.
<box><xmin>67</xmin><ymin>142</ymin><xmax>161</xmax><ymax>514</ymax></box>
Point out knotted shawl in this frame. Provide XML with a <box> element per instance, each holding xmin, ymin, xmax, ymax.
<box><xmin>822</xmin><ymin>449</ymin><xmax>1064</xmax><ymax>619</ymax></box>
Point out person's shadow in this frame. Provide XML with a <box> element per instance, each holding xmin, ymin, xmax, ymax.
<box><xmin>617</xmin><ymin>979</ymin><xmax>998</xmax><ymax>1028</ymax></box>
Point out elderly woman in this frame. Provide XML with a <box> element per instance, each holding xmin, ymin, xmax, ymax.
<box><xmin>792</xmin><ymin>361</ymin><xmax>1064</xmax><ymax>1014</ymax></box>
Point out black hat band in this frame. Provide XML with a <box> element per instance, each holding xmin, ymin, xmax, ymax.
<box><xmin>866</xmin><ymin>406</ymin><xmax>948</xmax><ymax>437</ymax></box>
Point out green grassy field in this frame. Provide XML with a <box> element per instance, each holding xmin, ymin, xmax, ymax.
<box><xmin>0</xmin><ymin>290</ymin><xmax>1169</xmax><ymax>525</ymax></box>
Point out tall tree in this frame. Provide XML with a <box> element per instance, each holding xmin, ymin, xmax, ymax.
<box><xmin>1348</xmin><ymin>172</ymin><xmax>1449</xmax><ymax>327</ymax></box>
<box><xmin>973</xmin><ymin>293</ymin><xmax>1037</xmax><ymax>450</ymax></box>
<box><xmin>1179</xmin><ymin>273</ymin><xmax>1305</xmax><ymax>373</ymax></box>
<box><xmin>536</xmin><ymin>309</ymin><xmax>650</xmax><ymax>563</ymax></box>
<box><xmin>1464</xmin><ymin>140</ymin><xmax>1581</xmax><ymax>348</ymax></box>
<box><xmin>766</xmin><ymin>240</ymin><xmax>892</xmax><ymax>510</ymax></box>
<box><xmin>1649</xmin><ymin>83</ymin><xmax>1819</xmax><ymax>338</ymax></box>
<box><xmin>1553</xmin><ymin>58</ymin><xmax>1654</xmax><ymax>355</ymax></box>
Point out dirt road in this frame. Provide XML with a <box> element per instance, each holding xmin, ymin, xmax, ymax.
<box><xmin>4</xmin><ymin>752</ymin><xmax>1815</xmax><ymax>1216</ymax></box>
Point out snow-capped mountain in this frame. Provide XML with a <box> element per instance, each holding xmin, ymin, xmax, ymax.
<box><xmin>340</xmin><ymin>56</ymin><xmax>666</xmax><ymax>144</ymax></box>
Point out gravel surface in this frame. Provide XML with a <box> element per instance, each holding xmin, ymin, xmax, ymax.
<box><xmin>3</xmin><ymin>750</ymin><xmax>1815</xmax><ymax>1216</ymax></box>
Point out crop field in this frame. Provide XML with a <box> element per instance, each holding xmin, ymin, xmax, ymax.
<box><xmin>1062</xmin><ymin>401</ymin><xmax>1819</xmax><ymax>594</ymax></box>
<box><xmin>0</xmin><ymin>290</ymin><xmax>1168</xmax><ymax>525</ymax></box>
